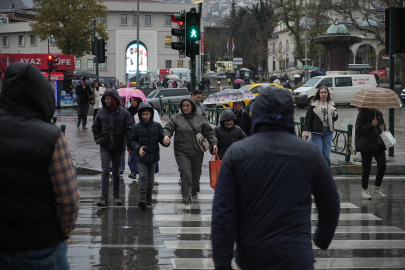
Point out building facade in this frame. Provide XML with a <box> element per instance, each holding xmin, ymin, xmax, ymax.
<box><xmin>0</xmin><ymin>0</ymin><xmax>195</xmax><ymax>83</ymax></box>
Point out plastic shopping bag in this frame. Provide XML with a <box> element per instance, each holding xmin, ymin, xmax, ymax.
<box><xmin>209</xmin><ymin>153</ymin><xmax>222</xmax><ymax>190</ymax></box>
<box><xmin>380</xmin><ymin>131</ymin><xmax>396</xmax><ymax>148</ymax></box>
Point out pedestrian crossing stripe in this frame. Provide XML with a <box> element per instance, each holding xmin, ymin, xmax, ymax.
<box><xmin>170</xmin><ymin>258</ymin><xmax>405</xmax><ymax>269</ymax></box>
<box><xmin>154</xmin><ymin>213</ymin><xmax>381</xmax><ymax>222</ymax></box>
<box><xmin>164</xmin><ymin>240</ymin><xmax>405</xmax><ymax>250</ymax></box>
<box><xmin>159</xmin><ymin>226</ymin><xmax>405</xmax><ymax>234</ymax></box>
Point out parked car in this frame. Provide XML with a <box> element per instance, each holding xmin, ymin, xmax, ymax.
<box><xmin>146</xmin><ymin>88</ymin><xmax>190</xmax><ymax>110</ymax></box>
<box><xmin>293</xmin><ymin>74</ymin><xmax>377</xmax><ymax>108</ymax></box>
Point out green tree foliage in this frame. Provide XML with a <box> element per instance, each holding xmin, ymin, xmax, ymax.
<box><xmin>30</xmin><ymin>0</ymin><xmax>108</xmax><ymax>57</ymax></box>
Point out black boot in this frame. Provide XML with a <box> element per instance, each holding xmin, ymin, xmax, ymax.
<box><xmin>77</xmin><ymin>119</ymin><xmax>81</xmax><ymax>128</ymax></box>
<box><xmin>146</xmin><ymin>192</ymin><xmax>152</xmax><ymax>206</ymax></box>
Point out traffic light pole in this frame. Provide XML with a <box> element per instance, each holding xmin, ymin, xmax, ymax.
<box><xmin>93</xmin><ymin>19</ymin><xmax>99</xmax><ymax>79</ymax></box>
<box><xmin>191</xmin><ymin>54</ymin><xmax>196</xmax><ymax>92</ymax></box>
<box><xmin>388</xmin><ymin>4</ymin><xmax>395</xmax><ymax>157</ymax></box>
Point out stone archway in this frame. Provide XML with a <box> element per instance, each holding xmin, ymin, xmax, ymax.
<box><xmin>355</xmin><ymin>44</ymin><xmax>376</xmax><ymax>68</ymax></box>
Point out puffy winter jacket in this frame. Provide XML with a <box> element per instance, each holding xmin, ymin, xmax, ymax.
<box><xmin>164</xmin><ymin>96</ymin><xmax>217</xmax><ymax>157</ymax></box>
<box><xmin>129</xmin><ymin>102</ymin><xmax>166</xmax><ymax>163</ymax></box>
<box><xmin>302</xmin><ymin>100</ymin><xmax>338</xmax><ymax>137</ymax></box>
<box><xmin>92</xmin><ymin>88</ymin><xmax>133</xmax><ymax>151</ymax></box>
<box><xmin>355</xmin><ymin>109</ymin><xmax>386</xmax><ymax>152</ymax></box>
<box><xmin>211</xmin><ymin>109</ymin><xmax>246</xmax><ymax>159</ymax></box>
<box><xmin>211</xmin><ymin>88</ymin><xmax>340</xmax><ymax>270</ymax></box>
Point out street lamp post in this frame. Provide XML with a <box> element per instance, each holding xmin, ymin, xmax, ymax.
<box><xmin>304</xmin><ymin>0</ymin><xmax>308</xmax><ymax>82</ymax></box>
<box><xmin>136</xmin><ymin>0</ymin><xmax>140</xmax><ymax>87</ymax></box>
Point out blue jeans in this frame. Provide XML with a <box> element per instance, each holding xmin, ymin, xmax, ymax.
<box><xmin>128</xmin><ymin>151</ymin><xmax>139</xmax><ymax>174</ymax></box>
<box><xmin>0</xmin><ymin>242</ymin><xmax>69</xmax><ymax>270</ymax></box>
<box><xmin>311</xmin><ymin>127</ymin><xmax>334</xmax><ymax>167</ymax></box>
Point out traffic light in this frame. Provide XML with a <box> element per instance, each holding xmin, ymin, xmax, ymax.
<box><xmin>47</xmin><ymin>54</ymin><xmax>53</xmax><ymax>68</ymax></box>
<box><xmin>98</xmin><ymin>39</ymin><xmax>107</xmax><ymax>63</ymax></box>
<box><xmin>171</xmin><ymin>10</ymin><xmax>186</xmax><ymax>55</ymax></box>
<box><xmin>185</xmin><ymin>9</ymin><xmax>200</xmax><ymax>56</ymax></box>
<box><xmin>47</xmin><ymin>54</ymin><xmax>58</xmax><ymax>72</ymax></box>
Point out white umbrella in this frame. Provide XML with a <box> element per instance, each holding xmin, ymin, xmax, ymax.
<box><xmin>166</xmin><ymin>74</ymin><xmax>179</xmax><ymax>80</ymax></box>
<box><xmin>294</xmin><ymin>74</ymin><xmax>301</xmax><ymax>78</ymax></box>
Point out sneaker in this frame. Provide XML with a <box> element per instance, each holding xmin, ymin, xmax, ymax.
<box><xmin>146</xmin><ymin>193</ymin><xmax>152</xmax><ymax>206</ymax></box>
<box><xmin>184</xmin><ymin>204</ymin><xmax>191</xmax><ymax>210</ymax></box>
<box><xmin>114</xmin><ymin>194</ymin><xmax>123</xmax><ymax>205</ymax></box>
<box><xmin>82</xmin><ymin>126</ymin><xmax>87</xmax><ymax>129</ymax></box>
<box><xmin>138</xmin><ymin>201</ymin><xmax>147</xmax><ymax>210</ymax></box>
<box><xmin>192</xmin><ymin>194</ymin><xmax>198</xmax><ymax>202</ymax></box>
<box><xmin>362</xmin><ymin>190</ymin><xmax>372</xmax><ymax>200</ymax></box>
<box><xmin>128</xmin><ymin>174</ymin><xmax>137</xmax><ymax>179</ymax></box>
<box><xmin>372</xmin><ymin>188</ymin><xmax>386</xmax><ymax>198</ymax></box>
<box><xmin>97</xmin><ymin>196</ymin><xmax>109</xmax><ymax>207</ymax></box>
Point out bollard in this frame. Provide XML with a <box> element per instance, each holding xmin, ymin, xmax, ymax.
<box><xmin>345</xmin><ymin>124</ymin><xmax>353</xmax><ymax>163</ymax></box>
<box><xmin>60</xmin><ymin>124</ymin><xmax>66</xmax><ymax>135</ymax></box>
<box><xmin>299</xmin><ymin>116</ymin><xmax>305</xmax><ymax>138</ymax></box>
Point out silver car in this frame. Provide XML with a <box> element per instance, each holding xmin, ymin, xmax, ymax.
<box><xmin>147</xmin><ymin>88</ymin><xmax>190</xmax><ymax>110</ymax></box>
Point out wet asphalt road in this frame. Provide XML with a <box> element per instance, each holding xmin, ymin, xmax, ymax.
<box><xmin>67</xmin><ymin>175</ymin><xmax>405</xmax><ymax>269</ymax></box>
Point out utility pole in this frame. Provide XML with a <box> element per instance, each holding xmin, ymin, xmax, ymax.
<box><xmin>388</xmin><ymin>4</ymin><xmax>395</xmax><ymax>157</ymax></box>
<box><xmin>136</xmin><ymin>0</ymin><xmax>140</xmax><ymax>87</ymax></box>
<box><xmin>93</xmin><ymin>19</ymin><xmax>99</xmax><ymax>78</ymax></box>
<box><xmin>304</xmin><ymin>0</ymin><xmax>308</xmax><ymax>82</ymax></box>
<box><xmin>48</xmin><ymin>37</ymin><xmax>51</xmax><ymax>82</ymax></box>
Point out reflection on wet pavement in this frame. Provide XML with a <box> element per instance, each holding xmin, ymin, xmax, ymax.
<box><xmin>68</xmin><ymin>175</ymin><xmax>405</xmax><ymax>269</ymax></box>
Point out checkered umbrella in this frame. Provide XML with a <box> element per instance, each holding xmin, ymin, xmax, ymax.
<box><xmin>350</xmin><ymin>87</ymin><xmax>402</xmax><ymax>108</ymax></box>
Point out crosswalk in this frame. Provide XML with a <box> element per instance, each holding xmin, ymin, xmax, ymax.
<box><xmin>70</xmin><ymin>175</ymin><xmax>405</xmax><ymax>269</ymax></box>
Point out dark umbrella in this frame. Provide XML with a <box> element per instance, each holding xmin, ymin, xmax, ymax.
<box><xmin>73</xmin><ymin>71</ymin><xmax>98</xmax><ymax>78</ymax></box>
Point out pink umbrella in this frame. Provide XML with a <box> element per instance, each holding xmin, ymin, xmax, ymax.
<box><xmin>234</xmin><ymin>79</ymin><xmax>244</xmax><ymax>85</ymax></box>
<box><xmin>117</xmin><ymin>83</ymin><xmax>147</xmax><ymax>102</ymax></box>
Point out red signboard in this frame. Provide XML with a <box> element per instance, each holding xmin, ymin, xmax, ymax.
<box><xmin>0</xmin><ymin>53</ymin><xmax>75</xmax><ymax>71</ymax></box>
<box><xmin>368</xmin><ymin>70</ymin><xmax>387</xmax><ymax>77</ymax></box>
<box><xmin>200</xmin><ymin>32</ymin><xmax>205</xmax><ymax>54</ymax></box>
<box><xmin>41</xmin><ymin>72</ymin><xmax>65</xmax><ymax>81</ymax></box>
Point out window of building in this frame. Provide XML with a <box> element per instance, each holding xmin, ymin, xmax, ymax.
<box><xmin>121</xmin><ymin>14</ymin><xmax>128</xmax><ymax>25</ymax></box>
<box><xmin>87</xmin><ymin>59</ymin><xmax>94</xmax><ymax>69</ymax></box>
<box><xmin>286</xmin><ymin>40</ymin><xmax>289</xmax><ymax>52</ymax></box>
<box><xmin>133</xmin><ymin>14</ymin><xmax>138</xmax><ymax>25</ymax></box>
<box><xmin>272</xmin><ymin>43</ymin><xmax>275</xmax><ymax>54</ymax></box>
<box><xmin>177</xmin><ymin>60</ymin><xmax>183</xmax><ymax>68</ymax></box>
<box><xmin>75</xmin><ymin>59</ymin><xmax>81</xmax><ymax>69</ymax></box>
<box><xmin>279</xmin><ymin>41</ymin><xmax>282</xmax><ymax>53</ymax></box>
<box><xmin>272</xmin><ymin>61</ymin><xmax>275</xmax><ymax>71</ymax></box>
<box><xmin>100</xmin><ymin>16</ymin><xmax>107</xmax><ymax>24</ymax></box>
<box><xmin>286</xmin><ymin>55</ymin><xmax>289</xmax><ymax>69</ymax></box>
<box><xmin>145</xmin><ymin>15</ymin><xmax>152</xmax><ymax>25</ymax></box>
<box><xmin>2</xmin><ymin>36</ymin><xmax>9</xmax><ymax>47</ymax></box>
<box><xmin>18</xmin><ymin>35</ymin><xmax>25</xmax><ymax>46</ymax></box>
<box><xmin>165</xmin><ymin>15</ymin><xmax>171</xmax><ymax>26</ymax></box>
<box><xmin>29</xmin><ymin>35</ymin><xmax>36</xmax><ymax>45</ymax></box>
<box><xmin>165</xmin><ymin>60</ymin><xmax>172</xmax><ymax>68</ymax></box>
<box><xmin>165</xmin><ymin>36</ymin><xmax>172</xmax><ymax>47</ymax></box>
<box><xmin>100</xmin><ymin>60</ymin><xmax>107</xmax><ymax>69</ymax></box>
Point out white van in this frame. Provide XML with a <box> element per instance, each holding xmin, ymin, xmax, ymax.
<box><xmin>293</xmin><ymin>74</ymin><xmax>377</xmax><ymax>108</ymax></box>
<box><xmin>169</xmin><ymin>68</ymin><xmax>191</xmax><ymax>82</ymax></box>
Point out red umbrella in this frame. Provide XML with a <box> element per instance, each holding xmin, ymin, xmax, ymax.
<box><xmin>234</xmin><ymin>79</ymin><xmax>244</xmax><ymax>84</ymax></box>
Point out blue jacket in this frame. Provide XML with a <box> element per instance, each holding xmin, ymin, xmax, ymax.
<box><xmin>129</xmin><ymin>102</ymin><xmax>166</xmax><ymax>163</ymax></box>
<box><xmin>211</xmin><ymin>88</ymin><xmax>340</xmax><ymax>270</ymax></box>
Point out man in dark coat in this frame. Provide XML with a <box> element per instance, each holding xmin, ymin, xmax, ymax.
<box><xmin>0</xmin><ymin>63</ymin><xmax>79</xmax><ymax>267</ymax></box>
<box><xmin>211</xmin><ymin>88</ymin><xmax>340</xmax><ymax>270</ymax></box>
<box><xmin>232</xmin><ymin>101</ymin><xmax>251</xmax><ymax>136</ymax></box>
<box><xmin>75</xmin><ymin>78</ymin><xmax>91</xmax><ymax>129</ymax></box>
<box><xmin>92</xmin><ymin>88</ymin><xmax>133</xmax><ymax>207</ymax></box>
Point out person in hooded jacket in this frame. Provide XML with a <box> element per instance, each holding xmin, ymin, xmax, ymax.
<box><xmin>355</xmin><ymin>107</ymin><xmax>387</xmax><ymax>200</ymax></box>
<box><xmin>211</xmin><ymin>88</ymin><xmax>340</xmax><ymax>270</ymax></box>
<box><xmin>232</xmin><ymin>101</ymin><xmax>251</xmax><ymax>136</ymax></box>
<box><xmin>283</xmin><ymin>79</ymin><xmax>292</xmax><ymax>89</ymax></box>
<box><xmin>127</xmin><ymin>97</ymin><xmax>143</xmax><ymax>180</ymax></box>
<box><xmin>164</xmin><ymin>97</ymin><xmax>218</xmax><ymax>209</ymax></box>
<box><xmin>75</xmin><ymin>78</ymin><xmax>91</xmax><ymax>129</ymax></box>
<box><xmin>302</xmin><ymin>86</ymin><xmax>338</xmax><ymax>167</ymax></box>
<box><xmin>92</xmin><ymin>88</ymin><xmax>133</xmax><ymax>207</ymax></box>
<box><xmin>210</xmin><ymin>109</ymin><xmax>246</xmax><ymax>159</ymax></box>
<box><xmin>129</xmin><ymin>103</ymin><xmax>170</xmax><ymax>210</ymax></box>
<box><xmin>0</xmin><ymin>63</ymin><xmax>80</xmax><ymax>269</ymax></box>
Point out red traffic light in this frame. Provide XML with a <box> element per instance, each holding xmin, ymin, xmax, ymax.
<box><xmin>48</xmin><ymin>55</ymin><xmax>53</xmax><ymax>61</ymax></box>
<box><xmin>171</xmin><ymin>13</ymin><xmax>185</xmax><ymax>24</ymax></box>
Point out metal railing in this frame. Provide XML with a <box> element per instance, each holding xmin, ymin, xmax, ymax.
<box><xmin>205</xmin><ymin>105</ymin><xmax>224</xmax><ymax>126</ymax></box>
<box><xmin>159</xmin><ymin>98</ymin><xmax>181</xmax><ymax>118</ymax></box>
<box><xmin>50</xmin><ymin>115</ymin><xmax>66</xmax><ymax>135</ymax></box>
<box><xmin>294</xmin><ymin>116</ymin><xmax>353</xmax><ymax>163</ymax></box>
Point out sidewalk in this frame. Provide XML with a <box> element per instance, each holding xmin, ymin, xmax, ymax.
<box><xmin>55</xmin><ymin>109</ymin><xmax>405</xmax><ymax>176</ymax></box>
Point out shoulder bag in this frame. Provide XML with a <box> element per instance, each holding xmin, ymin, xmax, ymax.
<box><xmin>183</xmin><ymin>115</ymin><xmax>210</xmax><ymax>152</ymax></box>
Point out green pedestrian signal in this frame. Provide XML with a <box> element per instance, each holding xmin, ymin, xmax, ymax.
<box><xmin>191</xmin><ymin>29</ymin><xmax>197</xmax><ymax>38</ymax></box>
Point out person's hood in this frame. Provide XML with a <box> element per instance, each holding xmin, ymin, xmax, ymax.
<box><xmin>251</xmin><ymin>87</ymin><xmax>295</xmax><ymax>135</ymax></box>
<box><xmin>220</xmin><ymin>109</ymin><xmax>237</xmax><ymax>127</ymax></box>
<box><xmin>137</xmin><ymin>102</ymin><xmax>154</xmax><ymax>123</ymax></box>
<box><xmin>0</xmin><ymin>63</ymin><xmax>55</xmax><ymax>122</ymax></box>
<box><xmin>179</xmin><ymin>96</ymin><xmax>196</xmax><ymax>114</ymax></box>
<box><xmin>101</xmin><ymin>88</ymin><xmax>120</xmax><ymax>110</ymax></box>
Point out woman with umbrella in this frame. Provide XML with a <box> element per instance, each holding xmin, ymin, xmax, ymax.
<box><xmin>91</xmin><ymin>80</ymin><xmax>105</xmax><ymax>121</ymax></box>
<box><xmin>350</xmin><ymin>87</ymin><xmax>402</xmax><ymax>200</ymax></box>
<box><xmin>302</xmin><ymin>86</ymin><xmax>338</xmax><ymax>167</ymax></box>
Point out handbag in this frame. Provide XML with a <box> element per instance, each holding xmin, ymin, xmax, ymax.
<box><xmin>209</xmin><ymin>153</ymin><xmax>222</xmax><ymax>190</ymax></box>
<box><xmin>183</xmin><ymin>115</ymin><xmax>210</xmax><ymax>152</ymax></box>
<box><xmin>380</xmin><ymin>130</ymin><xmax>396</xmax><ymax>148</ymax></box>
<box><xmin>90</xmin><ymin>88</ymin><xmax>96</xmax><ymax>105</ymax></box>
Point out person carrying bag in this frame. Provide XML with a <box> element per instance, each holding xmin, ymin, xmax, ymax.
<box><xmin>209</xmin><ymin>153</ymin><xmax>221</xmax><ymax>190</ymax></box>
